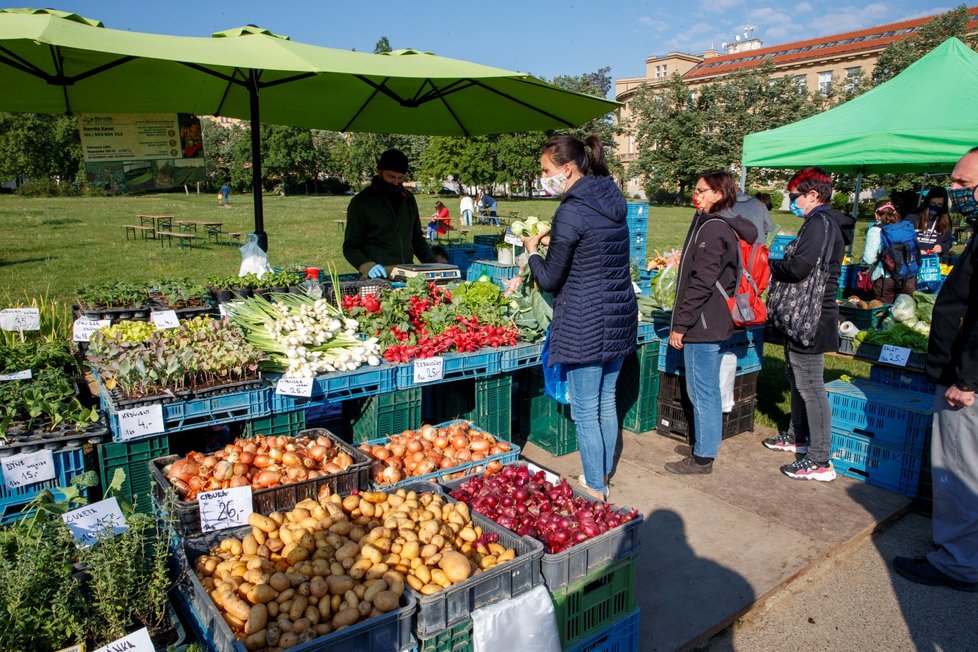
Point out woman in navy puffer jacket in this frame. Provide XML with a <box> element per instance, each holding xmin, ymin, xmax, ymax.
<box><xmin>522</xmin><ymin>134</ymin><xmax>638</xmax><ymax>500</ymax></box>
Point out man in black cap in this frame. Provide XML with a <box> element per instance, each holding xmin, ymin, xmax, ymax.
<box><xmin>343</xmin><ymin>149</ymin><xmax>434</xmax><ymax>278</ymax></box>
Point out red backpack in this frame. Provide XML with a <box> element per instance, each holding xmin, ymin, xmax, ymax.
<box><xmin>710</xmin><ymin>222</ymin><xmax>770</xmax><ymax>327</ymax></box>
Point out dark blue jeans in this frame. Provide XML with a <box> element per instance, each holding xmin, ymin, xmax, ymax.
<box><xmin>683</xmin><ymin>342</ymin><xmax>723</xmax><ymax>458</ymax></box>
<box><xmin>566</xmin><ymin>358</ymin><xmax>624</xmax><ymax>494</ymax></box>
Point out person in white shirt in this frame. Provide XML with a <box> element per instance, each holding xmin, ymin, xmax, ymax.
<box><xmin>459</xmin><ymin>193</ymin><xmax>474</xmax><ymax>227</ymax></box>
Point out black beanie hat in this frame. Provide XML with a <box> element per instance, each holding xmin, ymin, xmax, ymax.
<box><xmin>377</xmin><ymin>149</ymin><xmax>409</xmax><ymax>174</ymax></box>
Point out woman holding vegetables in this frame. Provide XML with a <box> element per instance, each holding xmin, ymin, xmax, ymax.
<box><xmin>521</xmin><ymin>134</ymin><xmax>637</xmax><ymax>500</ymax></box>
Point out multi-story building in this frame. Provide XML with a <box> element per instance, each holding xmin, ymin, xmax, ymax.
<box><xmin>615</xmin><ymin>7</ymin><xmax>978</xmax><ymax>195</ymax></box>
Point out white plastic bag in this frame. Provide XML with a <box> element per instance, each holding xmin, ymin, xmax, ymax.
<box><xmin>471</xmin><ymin>584</ymin><xmax>560</xmax><ymax>652</ymax></box>
<box><xmin>239</xmin><ymin>233</ymin><xmax>272</xmax><ymax>278</ymax></box>
<box><xmin>720</xmin><ymin>353</ymin><xmax>737</xmax><ymax>413</ymax></box>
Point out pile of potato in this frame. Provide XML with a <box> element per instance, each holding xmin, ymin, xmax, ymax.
<box><xmin>193</xmin><ymin>488</ymin><xmax>516</xmax><ymax>651</ymax></box>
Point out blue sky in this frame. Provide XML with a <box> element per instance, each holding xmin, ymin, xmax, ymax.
<box><xmin>59</xmin><ymin>0</ymin><xmax>954</xmax><ymax>87</ymax></box>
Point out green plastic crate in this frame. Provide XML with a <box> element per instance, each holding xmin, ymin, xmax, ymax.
<box><xmin>242</xmin><ymin>410</ymin><xmax>306</xmax><ymax>438</ymax></box>
<box><xmin>347</xmin><ymin>388</ymin><xmax>422</xmax><ymax>443</ymax></box>
<box><xmin>551</xmin><ymin>553</ymin><xmax>638</xmax><ymax>649</ymax></box>
<box><xmin>521</xmin><ymin>369</ymin><xmax>577</xmax><ymax>456</ymax></box>
<box><xmin>97</xmin><ymin>435</ymin><xmax>170</xmax><ymax>514</ymax></box>
<box><xmin>424</xmin><ymin>374</ymin><xmax>513</xmax><ymax>440</ymax></box>
<box><xmin>618</xmin><ymin>342</ymin><xmax>661</xmax><ymax>434</ymax></box>
<box><xmin>418</xmin><ymin>618</ymin><xmax>474</xmax><ymax>652</ymax></box>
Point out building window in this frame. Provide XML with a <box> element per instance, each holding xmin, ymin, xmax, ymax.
<box><xmin>654</xmin><ymin>63</ymin><xmax>668</xmax><ymax>79</ymax></box>
<box><xmin>794</xmin><ymin>74</ymin><xmax>807</xmax><ymax>92</ymax></box>
<box><xmin>818</xmin><ymin>71</ymin><xmax>832</xmax><ymax>94</ymax></box>
<box><xmin>845</xmin><ymin>66</ymin><xmax>862</xmax><ymax>92</ymax></box>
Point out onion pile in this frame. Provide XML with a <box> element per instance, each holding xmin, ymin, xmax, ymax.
<box><xmin>449</xmin><ymin>465</ymin><xmax>640</xmax><ymax>554</ymax></box>
<box><xmin>165</xmin><ymin>433</ymin><xmax>357</xmax><ymax>500</ymax></box>
<box><xmin>358</xmin><ymin>422</ymin><xmax>512</xmax><ymax>486</ymax></box>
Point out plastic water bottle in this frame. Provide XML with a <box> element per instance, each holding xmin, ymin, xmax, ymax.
<box><xmin>301</xmin><ymin>267</ymin><xmax>322</xmax><ymax>299</ymax></box>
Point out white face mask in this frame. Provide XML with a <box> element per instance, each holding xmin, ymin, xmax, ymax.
<box><xmin>540</xmin><ymin>173</ymin><xmax>569</xmax><ymax>197</ymax></box>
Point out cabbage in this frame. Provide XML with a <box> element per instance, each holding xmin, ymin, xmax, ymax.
<box><xmin>879</xmin><ymin>316</ymin><xmax>897</xmax><ymax>331</ymax></box>
<box><xmin>912</xmin><ymin>320</ymin><xmax>931</xmax><ymax>335</ymax></box>
<box><xmin>891</xmin><ymin>294</ymin><xmax>916</xmax><ymax>322</ymax></box>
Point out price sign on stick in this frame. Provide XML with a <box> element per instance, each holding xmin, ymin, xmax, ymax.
<box><xmin>0</xmin><ymin>308</ymin><xmax>40</xmax><ymax>332</ymax></box>
<box><xmin>63</xmin><ymin>497</ymin><xmax>128</xmax><ymax>547</ymax></box>
<box><xmin>2</xmin><ymin>449</ymin><xmax>55</xmax><ymax>489</ymax></box>
<box><xmin>118</xmin><ymin>404</ymin><xmax>165</xmax><ymax>440</ymax></box>
<box><xmin>413</xmin><ymin>357</ymin><xmax>444</xmax><ymax>384</ymax></box>
<box><xmin>276</xmin><ymin>376</ymin><xmax>314</xmax><ymax>397</ymax></box>
<box><xmin>151</xmin><ymin>310</ymin><xmax>180</xmax><ymax>330</ymax></box>
<box><xmin>0</xmin><ymin>369</ymin><xmax>31</xmax><ymax>382</ymax></box>
<box><xmin>93</xmin><ymin>627</ymin><xmax>154</xmax><ymax>652</ymax></box>
<box><xmin>199</xmin><ymin>485</ymin><xmax>253</xmax><ymax>532</ymax></box>
<box><xmin>73</xmin><ymin>318</ymin><xmax>111</xmax><ymax>342</ymax></box>
<box><xmin>878</xmin><ymin>344</ymin><xmax>912</xmax><ymax>367</ymax></box>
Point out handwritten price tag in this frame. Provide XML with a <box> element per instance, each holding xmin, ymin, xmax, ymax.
<box><xmin>199</xmin><ymin>485</ymin><xmax>253</xmax><ymax>533</ymax></box>
<box><xmin>2</xmin><ymin>449</ymin><xmax>55</xmax><ymax>489</ymax></box>
<box><xmin>92</xmin><ymin>627</ymin><xmax>154</xmax><ymax>652</ymax></box>
<box><xmin>878</xmin><ymin>344</ymin><xmax>912</xmax><ymax>367</ymax></box>
<box><xmin>0</xmin><ymin>369</ymin><xmax>31</xmax><ymax>381</ymax></box>
<box><xmin>504</xmin><ymin>230</ymin><xmax>522</xmax><ymax>246</ymax></box>
<box><xmin>0</xmin><ymin>308</ymin><xmax>40</xmax><ymax>332</ymax></box>
<box><xmin>62</xmin><ymin>497</ymin><xmax>128</xmax><ymax>547</ymax></box>
<box><xmin>276</xmin><ymin>376</ymin><xmax>314</xmax><ymax>397</ymax></box>
<box><xmin>118</xmin><ymin>404</ymin><xmax>165</xmax><ymax>440</ymax></box>
<box><xmin>73</xmin><ymin>318</ymin><xmax>111</xmax><ymax>342</ymax></box>
<box><xmin>413</xmin><ymin>356</ymin><xmax>444</xmax><ymax>384</ymax></box>
<box><xmin>151</xmin><ymin>310</ymin><xmax>180</xmax><ymax>330</ymax></box>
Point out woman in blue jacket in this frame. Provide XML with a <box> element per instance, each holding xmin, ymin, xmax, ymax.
<box><xmin>521</xmin><ymin>134</ymin><xmax>638</xmax><ymax>500</ymax></box>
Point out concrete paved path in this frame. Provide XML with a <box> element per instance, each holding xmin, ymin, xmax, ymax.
<box><xmin>520</xmin><ymin>424</ymin><xmax>914</xmax><ymax>652</ymax></box>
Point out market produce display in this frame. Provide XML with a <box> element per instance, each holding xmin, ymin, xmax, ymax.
<box><xmin>449</xmin><ymin>465</ymin><xmax>640</xmax><ymax>554</ymax></box>
<box><xmin>229</xmin><ymin>293</ymin><xmax>381</xmax><ymax>378</ymax></box>
<box><xmin>853</xmin><ymin>292</ymin><xmax>934</xmax><ymax>352</ymax></box>
<box><xmin>164</xmin><ymin>433</ymin><xmax>359</xmax><ymax>500</ymax></box>
<box><xmin>359</xmin><ymin>422</ymin><xmax>513</xmax><ymax>485</ymax></box>
<box><xmin>509</xmin><ymin>216</ymin><xmax>551</xmax><ymax>237</ymax></box>
<box><xmin>87</xmin><ymin>316</ymin><xmax>264</xmax><ymax>398</ymax></box>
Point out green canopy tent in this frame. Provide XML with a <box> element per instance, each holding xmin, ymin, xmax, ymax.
<box><xmin>0</xmin><ymin>8</ymin><xmax>619</xmax><ymax>249</ymax></box>
<box><xmin>742</xmin><ymin>38</ymin><xmax>978</xmax><ymax>179</ymax></box>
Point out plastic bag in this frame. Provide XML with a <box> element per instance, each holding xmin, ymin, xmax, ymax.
<box><xmin>720</xmin><ymin>353</ymin><xmax>737</xmax><ymax>413</ymax></box>
<box><xmin>541</xmin><ymin>325</ymin><xmax>570</xmax><ymax>405</ymax></box>
<box><xmin>239</xmin><ymin>233</ymin><xmax>272</xmax><ymax>278</ymax></box>
<box><xmin>891</xmin><ymin>294</ymin><xmax>916</xmax><ymax>322</ymax></box>
<box><xmin>652</xmin><ymin>262</ymin><xmax>678</xmax><ymax>310</ymax></box>
<box><xmin>472</xmin><ymin>584</ymin><xmax>560</xmax><ymax>652</ymax></box>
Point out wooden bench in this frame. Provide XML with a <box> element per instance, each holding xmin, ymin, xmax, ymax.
<box><xmin>225</xmin><ymin>231</ymin><xmax>244</xmax><ymax>244</ymax></box>
<box><xmin>124</xmin><ymin>225</ymin><xmax>155</xmax><ymax>241</ymax></box>
<box><xmin>156</xmin><ymin>231</ymin><xmax>197</xmax><ymax>249</ymax></box>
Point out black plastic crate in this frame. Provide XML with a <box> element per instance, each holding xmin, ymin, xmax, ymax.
<box><xmin>0</xmin><ymin>421</ymin><xmax>110</xmax><ymax>452</ymax></box>
<box><xmin>657</xmin><ymin>371</ymin><xmax>758</xmax><ymax>405</ymax></box>
<box><xmin>151</xmin><ymin>427</ymin><xmax>369</xmax><ymax>537</ymax></box>
<box><xmin>655</xmin><ymin>396</ymin><xmax>756</xmax><ymax>442</ymax></box>
<box><xmin>322</xmin><ymin>278</ymin><xmax>392</xmax><ymax>304</ymax></box>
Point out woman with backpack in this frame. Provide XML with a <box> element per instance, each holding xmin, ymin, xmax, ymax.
<box><xmin>862</xmin><ymin>201</ymin><xmax>919</xmax><ymax>303</ymax></box>
<box><xmin>663</xmin><ymin>170</ymin><xmax>757</xmax><ymax>475</ymax></box>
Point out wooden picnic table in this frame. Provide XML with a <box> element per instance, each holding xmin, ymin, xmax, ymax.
<box><xmin>177</xmin><ymin>220</ymin><xmax>225</xmax><ymax>242</ymax></box>
<box><xmin>137</xmin><ymin>214</ymin><xmax>174</xmax><ymax>234</ymax></box>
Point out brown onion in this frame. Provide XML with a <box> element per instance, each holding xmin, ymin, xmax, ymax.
<box><xmin>389</xmin><ymin>443</ymin><xmax>407</xmax><ymax>458</ymax></box>
<box><xmin>456</xmin><ymin>449</ymin><xmax>472</xmax><ymax>462</ymax></box>
<box><xmin>282</xmin><ymin>451</ymin><xmax>301</xmax><ymax>467</ymax></box>
<box><xmin>419</xmin><ymin>424</ymin><xmax>437</xmax><ymax>441</ymax></box>
<box><xmin>267</xmin><ymin>447</ymin><xmax>283</xmax><ymax>462</ymax></box>
<box><xmin>229</xmin><ymin>476</ymin><xmax>250</xmax><ymax>488</ymax></box>
<box><xmin>433</xmin><ymin>436</ymin><xmax>449</xmax><ymax>449</ymax></box>
<box><xmin>496</xmin><ymin>441</ymin><xmax>512</xmax><ymax>453</ymax></box>
<box><xmin>450</xmin><ymin>433</ymin><xmax>469</xmax><ymax>450</ymax></box>
<box><xmin>308</xmin><ymin>445</ymin><xmax>327</xmax><ymax>462</ymax></box>
<box><xmin>237</xmin><ymin>451</ymin><xmax>255</xmax><ymax>466</ymax></box>
<box><xmin>253</xmin><ymin>454</ymin><xmax>272</xmax><ymax>468</ymax></box>
<box><xmin>470</xmin><ymin>439</ymin><xmax>491</xmax><ymax>453</ymax></box>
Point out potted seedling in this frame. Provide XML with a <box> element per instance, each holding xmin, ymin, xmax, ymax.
<box><xmin>207</xmin><ymin>275</ymin><xmax>235</xmax><ymax>303</ymax></box>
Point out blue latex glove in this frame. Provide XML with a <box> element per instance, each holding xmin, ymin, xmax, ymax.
<box><xmin>367</xmin><ymin>264</ymin><xmax>387</xmax><ymax>279</ymax></box>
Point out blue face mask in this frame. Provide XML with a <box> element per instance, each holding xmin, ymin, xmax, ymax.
<box><xmin>927</xmin><ymin>204</ymin><xmax>941</xmax><ymax>216</ymax></box>
<box><xmin>947</xmin><ymin>186</ymin><xmax>978</xmax><ymax>223</ymax></box>
<box><xmin>789</xmin><ymin>200</ymin><xmax>806</xmax><ymax>217</ymax></box>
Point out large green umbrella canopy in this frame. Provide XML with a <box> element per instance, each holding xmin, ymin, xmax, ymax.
<box><xmin>741</xmin><ymin>38</ymin><xmax>978</xmax><ymax>174</ymax></box>
<box><xmin>0</xmin><ymin>8</ymin><xmax>619</xmax><ymax>247</ymax></box>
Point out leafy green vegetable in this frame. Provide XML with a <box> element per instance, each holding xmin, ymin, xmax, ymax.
<box><xmin>858</xmin><ymin>323</ymin><xmax>929</xmax><ymax>352</ymax></box>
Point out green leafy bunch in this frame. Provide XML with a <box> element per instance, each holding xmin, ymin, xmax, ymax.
<box><xmin>76</xmin><ymin>281</ymin><xmax>146</xmax><ymax>310</ymax></box>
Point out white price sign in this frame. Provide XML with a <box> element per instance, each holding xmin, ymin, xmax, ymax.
<box><xmin>117</xmin><ymin>404</ymin><xmax>165</xmax><ymax>440</ymax></box>
<box><xmin>92</xmin><ymin>627</ymin><xmax>154</xmax><ymax>652</ymax></box>
<box><xmin>151</xmin><ymin>310</ymin><xmax>180</xmax><ymax>329</ymax></box>
<box><xmin>878</xmin><ymin>344</ymin><xmax>912</xmax><ymax>367</ymax></box>
<box><xmin>504</xmin><ymin>230</ymin><xmax>522</xmax><ymax>246</ymax></box>
<box><xmin>198</xmin><ymin>485</ymin><xmax>254</xmax><ymax>532</ymax></box>
<box><xmin>0</xmin><ymin>369</ymin><xmax>31</xmax><ymax>381</ymax></box>
<box><xmin>413</xmin><ymin>356</ymin><xmax>444</xmax><ymax>384</ymax></box>
<box><xmin>2</xmin><ymin>449</ymin><xmax>55</xmax><ymax>489</ymax></box>
<box><xmin>276</xmin><ymin>376</ymin><xmax>314</xmax><ymax>397</ymax></box>
<box><xmin>62</xmin><ymin>497</ymin><xmax>128</xmax><ymax>547</ymax></box>
<box><xmin>73</xmin><ymin>318</ymin><xmax>111</xmax><ymax>342</ymax></box>
<box><xmin>0</xmin><ymin>308</ymin><xmax>40</xmax><ymax>332</ymax></box>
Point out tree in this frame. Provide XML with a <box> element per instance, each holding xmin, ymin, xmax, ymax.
<box><xmin>549</xmin><ymin>67</ymin><xmax>622</xmax><ymax>177</ymax></box>
<box><xmin>374</xmin><ymin>37</ymin><xmax>392</xmax><ymax>54</ymax></box>
<box><xmin>872</xmin><ymin>5</ymin><xmax>975</xmax><ymax>85</ymax></box>
<box><xmin>0</xmin><ymin>112</ymin><xmax>81</xmax><ymax>185</ymax></box>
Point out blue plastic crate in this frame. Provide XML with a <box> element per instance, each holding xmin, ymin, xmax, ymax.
<box><xmin>826</xmin><ymin>379</ymin><xmax>933</xmax><ymax>454</ymax></box>
<box><xmin>830</xmin><ymin>429</ymin><xmax>923</xmax><ymax>497</ymax></box>
<box><xmin>917</xmin><ymin>254</ymin><xmax>941</xmax><ymax>283</ymax></box>
<box><xmin>0</xmin><ymin>445</ymin><xmax>90</xmax><ymax>523</ymax></box>
<box><xmin>474</xmin><ymin>244</ymin><xmax>495</xmax><ymax>261</ymax></box>
<box><xmin>499</xmin><ymin>343</ymin><xmax>543</xmax><ymax>372</ymax></box>
<box><xmin>444</xmin><ymin>244</ymin><xmax>478</xmax><ymax>277</ymax></box>
<box><xmin>267</xmin><ymin>364</ymin><xmax>396</xmax><ymax>412</ymax></box>
<box><xmin>636</xmin><ymin>321</ymin><xmax>656</xmax><ymax>345</ymax></box>
<box><xmin>473</xmin><ymin>234</ymin><xmax>500</xmax><ymax>248</ymax></box>
<box><xmin>838</xmin><ymin>264</ymin><xmax>852</xmax><ymax>289</ymax></box>
<box><xmin>769</xmin><ymin>234</ymin><xmax>796</xmax><ymax>260</ymax></box>
<box><xmin>565</xmin><ymin>608</ymin><xmax>641</xmax><ymax>652</ymax></box>
<box><xmin>655</xmin><ymin>324</ymin><xmax>763</xmax><ymax>376</ymax></box>
<box><xmin>395</xmin><ymin>350</ymin><xmax>501</xmax><ymax>389</ymax></box>
<box><xmin>626</xmin><ymin>202</ymin><xmax>648</xmax><ymax>221</ymax></box>
<box><xmin>869</xmin><ymin>365</ymin><xmax>937</xmax><ymax>395</ymax></box>
<box><xmin>101</xmin><ymin>384</ymin><xmax>270</xmax><ymax>441</ymax></box>
<box><xmin>466</xmin><ymin>261</ymin><xmax>520</xmax><ymax>289</ymax></box>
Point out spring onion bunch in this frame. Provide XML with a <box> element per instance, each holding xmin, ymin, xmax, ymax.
<box><xmin>229</xmin><ymin>293</ymin><xmax>380</xmax><ymax>378</ymax></box>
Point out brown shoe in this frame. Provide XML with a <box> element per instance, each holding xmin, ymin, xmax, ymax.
<box><xmin>664</xmin><ymin>456</ymin><xmax>713</xmax><ymax>475</ymax></box>
<box><xmin>674</xmin><ymin>444</ymin><xmax>691</xmax><ymax>457</ymax></box>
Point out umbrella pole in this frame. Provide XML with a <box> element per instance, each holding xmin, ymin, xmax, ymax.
<box><xmin>249</xmin><ymin>70</ymin><xmax>268</xmax><ymax>252</ymax></box>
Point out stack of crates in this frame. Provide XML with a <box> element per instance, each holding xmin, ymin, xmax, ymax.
<box><xmin>422</xmin><ymin>374</ymin><xmax>514</xmax><ymax>440</ymax></box>
<box><xmin>98</xmin><ymin>435</ymin><xmax>171</xmax><ymax>514</ymax></box>
<box><xmin>617</xmin><ymin>340</ymin><xmax>661</xmax><ymax>434</ymax></box>
<box><xmin>625</xmin><ymin>202</ymin><xmax>648</xmax><ymax>270</ymax></box>
<box><xmin>519</xmin><ymin>368</ymin><xmax>577</xmax><ymax>456</ymax></box>
<box><xmin>346</xmin><ymin>388</ymin><xmax>423</xmax><ymax>443</ymax></box>
<box><xmin>465</xmin><ymin>261</ymin><xmax>520</xmax><ymax>289</ymax></box>
<box><xmin>443</xmin><ymin>243</ymin><xmax>479</xmax><ymax>278</ymax></box>
<box><xmin>826</xmin><ymin>378</ymin><xmax>934</xmax><ymax>497</ymax></box>
<box><xmin>656</xmin><ymin>371</ymin><xmax>758</xmax><ymax>443</ymax></box>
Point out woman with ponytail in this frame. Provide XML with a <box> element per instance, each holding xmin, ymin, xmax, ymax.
<box><xmin>521</xmin><ymin>134</ymin><xmax>637</xmax><ymax>500</ymax></box>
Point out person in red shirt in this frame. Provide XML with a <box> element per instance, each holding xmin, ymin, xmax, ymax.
<box><xmin>427</xmin><ymin>201</ymin><xmax>451</xmax><ymax>241</ymax></box>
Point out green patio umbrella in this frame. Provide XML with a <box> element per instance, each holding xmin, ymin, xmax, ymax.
<box><xmin>0</xmin><ymin>8</ymin><xmax>619</xmax><ymax>249</ymax></box>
